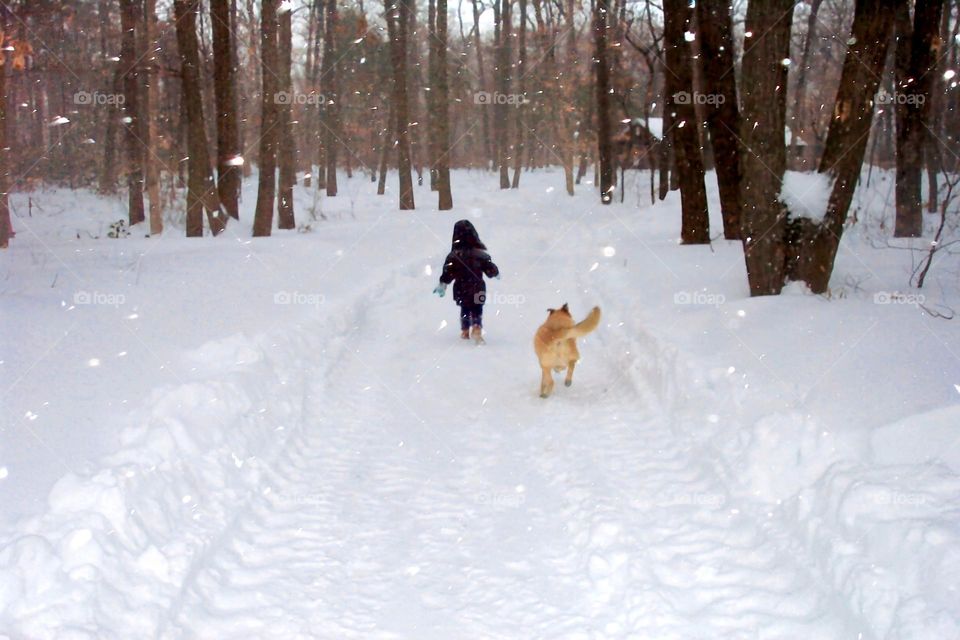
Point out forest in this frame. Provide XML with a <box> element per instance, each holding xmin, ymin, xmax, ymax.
<box><xmin>0</xmin><ymin>0</ymin><xmax>957</xmax><ymax>296</ymax></box>
<box><xmin>2</xmin><ymin>2</ymin><xmax>960</xmax><ymax>637</ymax></box>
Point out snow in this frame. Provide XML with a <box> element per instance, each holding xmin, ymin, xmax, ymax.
<box><xmin>1</xmin><ymin>168</ymin><xmax>958</xmax><ymax>638</ymax></box>
<box><xmin>629</xmin><ymin>116</ymin><xmax>662</xmax><ymax>139</ymax></box>
<box><xmin>781</xmin><ymin>170</ymin><xmax>833</xmax><ymax>221</ymax></box>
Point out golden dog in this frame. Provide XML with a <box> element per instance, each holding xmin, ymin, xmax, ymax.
<box><xmin>533</xmin><ymin>303</ymin><xmax>602</xmax><ymax>398</ymax></box>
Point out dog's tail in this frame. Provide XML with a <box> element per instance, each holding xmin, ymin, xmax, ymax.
<box><xmin>562</xmin><ymin>306</ymin><xmax>602</xmax><ymax>339</ymax></box>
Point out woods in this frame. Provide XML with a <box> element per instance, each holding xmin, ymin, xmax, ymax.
<box><xmin>3</xmin><ymin>4</ymin><xmax>960</xmax><ymax>632</ymax></box>
<box><xmin>0</xmin><ymin>0</ymin><xmax>956</xmax><ymax>297</ymax></box>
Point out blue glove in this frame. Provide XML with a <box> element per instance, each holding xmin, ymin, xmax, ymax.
<box><xmin>495</xmin><ymin>274</ymin><xmax>501</xmax><ymax>280</ymax></box>
<box><xmin>433</xmin><ymin>282</ymin><xmax>447</xmax><ymax>297</ymax></box>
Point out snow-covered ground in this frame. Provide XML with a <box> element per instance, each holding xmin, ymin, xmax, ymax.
<box><xmin>1</xmin><ymin>168</ymin><xmax>958</xmax><ymax>638</ymax></box>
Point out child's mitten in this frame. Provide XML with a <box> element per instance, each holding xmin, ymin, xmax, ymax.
<box><xmin>433</xmin><ymin>282</ymin><xmax>447</xmax><ymax>297</ymax></box>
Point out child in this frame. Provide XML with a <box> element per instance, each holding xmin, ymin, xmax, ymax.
<box><xmin>433</xmin><ymin>219</ymin><xmax>500</xmax><ymax>343</ymax></box>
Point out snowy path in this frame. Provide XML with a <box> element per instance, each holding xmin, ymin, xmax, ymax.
<box><xmin>8</xmin><ymin>175</ymin><xmax>957</xmax><ymax>638</ymax></box>
<box><xmin>162</xmin><ymin>240</ymin><xmax>859</xmax><ymax>639</ymax></box>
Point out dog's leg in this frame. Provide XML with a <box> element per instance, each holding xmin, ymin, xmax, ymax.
<box><xmin>540</xmin><ymin>366</ymin><xmax>554</xmax><ymax>398</ymax></box>
<box><xmin>565</xmin><ymin>360</ymin><xmax>576</xmax><ymax>387</ymax></box>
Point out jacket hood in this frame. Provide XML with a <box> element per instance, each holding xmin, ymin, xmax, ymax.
<box><xmin>452</xmin><ymin>219</ymin><xmax>486</xmax><ymax>250</ymax></box>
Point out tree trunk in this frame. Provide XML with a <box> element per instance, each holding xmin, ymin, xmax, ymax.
<box><xmin>323</xmin><ymin>0</ymin><xmax>339</xmax><ymax>196</ymax></box>
<box><xmin>119</xmin><ymin>0</ymin><xmax>145</xmax><ymax>227</ymax></box>
<box><xmin>790</xmin><ymin>0</ymin><xmax>896</xmax><ymax>292</ymax></box>
<box><xmin>377</xmin><ymin>104</ymin><xmax>391</xmax><ymax>195</ymax></box>
<box><xmin>593</xmin><ymin>0</ymin><xmax>614</xmax><ymax>204</ymax></box>
<box><xmin>658</xmin><ymin>99</ymin><xmax>671</xmax><ymax>201</ymax></box>
<box><xmin>428</xmin><ymin>0</ymin><xmax>439</xmax><ymax>190</ymax></box>
<box><xmin>894</xmin><ymin>0</ymin><xmax>943</xmax><ymax>237</ymax></box>
<box><xmin>471</xmin><ymin>0</ymin><xmax>493</xmax><ymax>169</ymax></box>
<box><xmin>406</xmin><ymin>0</ymin><xmax>425</xmax><ymax>188</ymax></box>
<box><xmin>253</xmin><ymin>0</ymin><xmax>280</xmax><ymax>236</ymax></box>
<box><xmin>510</xmin><ymin>0</ymin><xmax>527</xmax><ymax>189</ymax></box>
<box><xmin>496</xmin><ymin>0</ymin><xmax>513</xmax><ymax>188</ymax></box>
<box><xmin>98</xmin><ymin>0</ymin><xmax>119</xmax><ymax>194</ymax></box>
<box><xmin>313</xmin><ymin>0</ymin><xmax>327</xmax><ymax>189</ymax></box>
<box><xmin>277</xmin><ymin>4</ymin><xmax>296</xmax><ymax>228</ymax></box>
<box><xmin>561</xmin><ymin>0</ymin><xmax>576</xmax><ymax>195</ymax></box>
<box><xmin>696</xmin><ymin>0</ymin><xmax>741</xmax><ymax>239</ymax></box>
<box><xmin>435</xmin><ymin>0</ymin><xmax>453</xmax><ymax>209</ymax></box>
<box><xmin>0</xmin><ymin>10</ymin><xmax>10</xmax><ymax>249</ymax></box>
<box><xmin>144</xmin><ymin>0</ymin><xmax>162</xmax><ymax>235</ymax></box>
<box><xmin>211</xmin><ymin>0</ymin><xmax>241</xmax><ymax>220</ymax></box>
<box><xmin>789</xmin><ymin>0</ymin><xmax>823</xmax><ymax>156</ymax></box>
<box><xmin>385</xmin><ymin>0</ymin><xmax>415</xmax><ymax>209</ymax></box>
<box><xmin>663</xmin><ymin>0</ymin><xmax>709</xmax><ymax>243</ymax></box>
<box><xmin>174</xmin><ymin>0</ymin><xmax>225</xmax><ymax>237</ymax></box>
<box><xmin>739</xmin><ymin>0</ymin><xmax>793</xmax><ymax>294</ymax></box>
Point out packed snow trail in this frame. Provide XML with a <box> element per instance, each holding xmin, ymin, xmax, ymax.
<box><xmin>164</xmin><ymin>239</ymin><xmax>858</xmax><ymax>639</ymax></box>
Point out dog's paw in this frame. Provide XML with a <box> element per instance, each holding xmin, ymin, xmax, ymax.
<box><xmin>565</xmin><ymin>380</ymin><xmax>572</xmax><ymax>387</ymax></box>
<box><xmin>540</xmin><ymin>392</ymin><xmax>549</xmax><ymax>399</ymax></box>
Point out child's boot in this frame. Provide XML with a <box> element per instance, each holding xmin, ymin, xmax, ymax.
<box><xmin>471</xmin><ymin>325</ymin><xmax>485</xmax><ymax>345</ymax></box>
<box><xmin>460</xmin><ymin>329</ymin><xmax>470</xmax><ymax>340</ymax></box>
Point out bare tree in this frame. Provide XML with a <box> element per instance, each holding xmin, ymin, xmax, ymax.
<box><xmin>557</xmin><ymin>0</ymin><xmax>577</xmax><ymax>195</ymax></box>
<box><xmin>495</xmin><ymin>0</ymin><xmax>513</xmax><ymax>189</ymax></box>
<box><xmin>0</xmin><ymin>10</ymin><xmax>10</xmax><ymax>248</ymax></box>
<box><xmin>663</xmin><ymin>0</ymin><xmax>709</xmax><ymax>242</ymax></box>
<box><xmin>739</xmin><ymin>0</ymin><xmax>794</xmax><ymax>294</ymax></box>
<box><xmin>174</xmin><ymin>0</ymin><xmax>226</xmax><ymax>236</ymax></box>
<box><xmin>323</xmin><ymin>0</ymin><xmax>340</xmax><ymax>197</ymax></box>
<box><xmin>144</xmin><ymin>0</ymin><xmax>162</xmax><ymax>235</ymax></box>
<box><xmin>790</xmin><ymin>0</ymin><xmax>896</xmax><ymax>292</ymax></box>
<box><xmin>253</xmin><ymin>0</ymin><xmax>280</xmax><ymax>236</ymax></box>
<box><xmin>428</xmin><ymin>0</ymin><xmax>439</xmax><ymax>190</ymax></box>
<box><xmin>277</xmin><ymin>3</ymin><xmax>296</xmax><ymax>228</ymax></box>
<box><xmin>511</xmin><ymin>0</ymin><xmax>527</xmax><ymax>188</ymax></box>
<box><xmin>471</xmin><ymin>0</ymin><xmax>493</xmax><ymax>169</ymax></box>
<box><xmin>385</xmin><ymin>0</ymin><xmax>415</xmax><ymax>209</ymax></box>
<box><xmin>789</xmin><ymin>0</ymin><xmax>824</xmax><ymax>158</ymax></box>
<box><xmin>696</xmin><ymin>0</ymin><xmax>741</xmax><ymax>239</ymax></box>
<box><xmin>97</xmin><ymin>0</ymin><xmax>119</xmax><ymax>194</ymax></box>
<box><xmin>211</xmin><ymin>0</ymin><xmax>242</xmax><ymax>220</ymax></box>
<box><xmin>435</xmin><ymin>0</ymin><xmax>453</xmax><ymax>209</ymax></box>
<box><xmin>119</xmin><ymin>0</ymin><xmax>145</xmax><ymax>227</ymax></box>
<box><xmin>895</xmin><ymin>0</ymin><xmax>944</xmax><ymax>237</ymax></box>
<box><xmin>593</xmin><ymin>0</ymin><xmax>614</xmax><ymax>204</ymax></box>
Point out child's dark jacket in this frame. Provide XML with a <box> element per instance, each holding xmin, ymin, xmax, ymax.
<box><xmin>440</xmin><ymin>220</ymin><xmax>499</xmax><ymax>305</ymax></box>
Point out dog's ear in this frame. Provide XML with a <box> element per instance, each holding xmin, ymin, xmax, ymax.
<box><xmin>547</xmin><ymin>307</ymin><xmax>555</xmax><ymax>314</ymax></box>
<box><xmin>561</xmin><ymin>302</ymin><xmax>569</xmax><ymax>312</ymax></box>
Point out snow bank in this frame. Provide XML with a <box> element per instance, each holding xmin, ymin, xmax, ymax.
<box><xmin>0</xmin><ymin>295</ymin><xmax>369</xmax><ymax>637</ymax></box>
